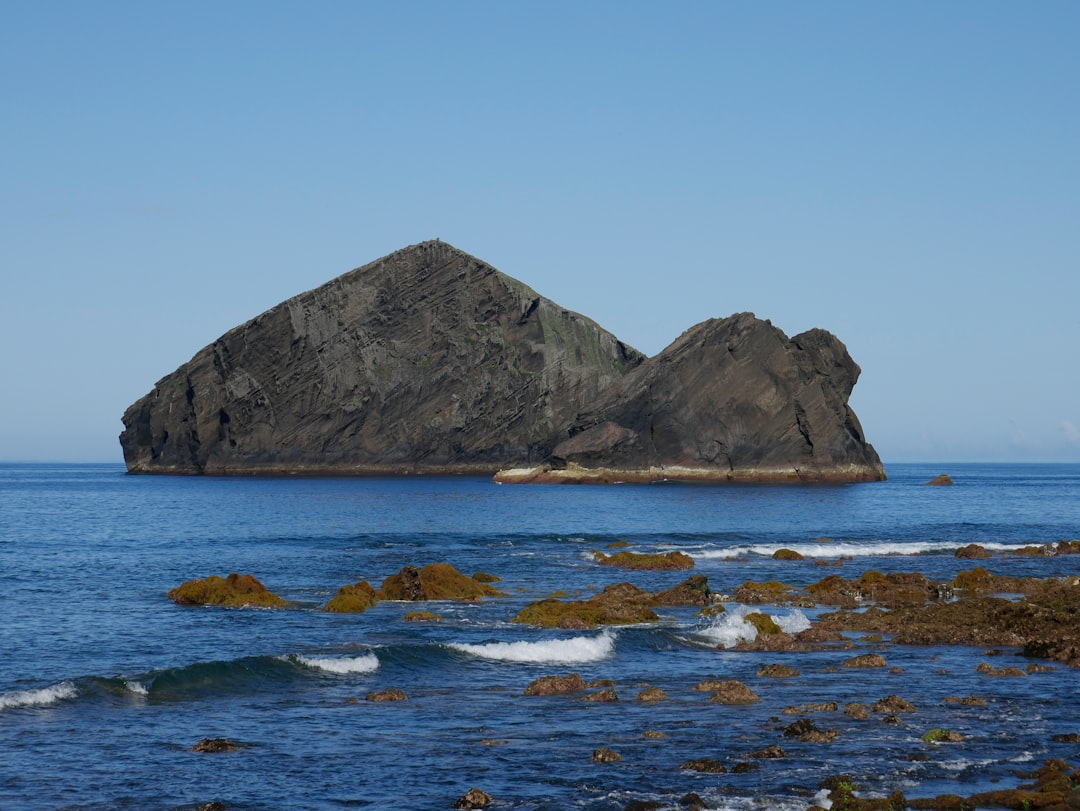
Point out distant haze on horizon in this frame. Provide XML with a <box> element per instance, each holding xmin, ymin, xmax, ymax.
<box><xmin>2</xmin><ymin>2</ymin><xmax>1077</xmax><ymax>465</ymax></box>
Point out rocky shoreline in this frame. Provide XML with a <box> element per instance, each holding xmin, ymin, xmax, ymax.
<box><xmin>170</xmin><ymin>541</ymin><xmax>1080</xmax><ymax>810</ymax></box>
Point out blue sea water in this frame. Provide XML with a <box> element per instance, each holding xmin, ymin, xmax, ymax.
<box><xmin>2</xmin><ymin>463</ymin><xmax>1079</xmax><ymax>810</ymax></box>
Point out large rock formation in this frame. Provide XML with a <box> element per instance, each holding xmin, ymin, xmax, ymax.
<box><xmin>120</xmin><ymin>240</ymin><xmax>885</xmax><ymax>482</ymax></box>
<box><xmin>121</xmin><ymin>240</ymin><xmax>642</xmax><ymax>474</ymax></box>
<box><xmin>497</xmin><ymin>313</ymin><xmax>884</xmax><ymax>482</ymax></box>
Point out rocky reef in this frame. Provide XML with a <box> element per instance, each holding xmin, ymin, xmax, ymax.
<box><xmin>121</xmin><ymin>240</ymin><xmax>884</xmax><ymax>483</ymax></box>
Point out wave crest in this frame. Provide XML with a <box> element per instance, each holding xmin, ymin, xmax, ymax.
<box><xmin>0</xmin><ymin>682</ymin><xmax>78</xmax><ymax>711</ymax></box>
<box><xmin>292</xmin><ymin>653</ymin><xmax>380</xmax><ymax>675</ymax></box>
<box><xmin>694</xmin><ymin>541</ymin><xmax>1027</xmax><ymax>559</ymax></box>
<box><xmin>448</xmin><ymin>633</ymin><xmax>615</xmax><ymax>664</ymax></box>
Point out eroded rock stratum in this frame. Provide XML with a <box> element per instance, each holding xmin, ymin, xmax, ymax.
<box><xmin>120</xmin><ymin>240</ymin><xmax>885</xmax><ymax>482</ymax></box>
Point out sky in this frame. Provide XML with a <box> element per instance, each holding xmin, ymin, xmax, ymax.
<box><xmin>2</xmin><ymin>2</ymin><xmax>1078</xmax><ymax>465</ymax></box>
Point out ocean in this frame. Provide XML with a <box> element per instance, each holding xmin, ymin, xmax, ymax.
<box><xmin>2</xmin><ymin>462</ymin><xmax>1079</xmax><ymax>810</ymax></box>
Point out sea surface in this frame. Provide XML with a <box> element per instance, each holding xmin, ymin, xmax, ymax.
<box><xmin>2</xmin><ymin>462</ymin><xmax>1079</xmax><ymax>810</ymax></box>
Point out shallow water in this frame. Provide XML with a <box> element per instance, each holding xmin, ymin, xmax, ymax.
<box><xmin>2</xmin><ymin>463</ymin><xmax>1079</xmax><ymax>810</ymax></box>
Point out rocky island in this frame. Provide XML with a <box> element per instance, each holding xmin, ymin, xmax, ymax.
<box><xmin>120</xmin><ymin>240</ymin><xmax>885</xmax><ymax>482</ymax></box>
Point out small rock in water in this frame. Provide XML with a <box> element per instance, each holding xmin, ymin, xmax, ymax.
<box><xmin>365</xmin><ymin>688</ymin><xmax>408</xmax><ymax>702</ymax></box>
<box><xmin>523</xmin><ymin>673</ymin><xmax>586</xmax><ymax>695</ymax></box>
<box><xmin>454</xmin><ymin>787</ymin><xmax>493</xmax><ymax>809</ymax></box>
<box><xmin>758</xmin><ymin>663</ymin><xmax>800</xmax><ymax>678</ymax></box>
<box><xmin>636</xmin><ymin>686</ymin><xmax>668</xmax><ymax>702</ymax></box>
<box><xmin>680</xmin><ymin>758</ymin><xmax>727</xmax><ymax>773</ymax></box>
<box><xmin>585</xmin><ymin>687</ymin><xmax>619</xmax><ymax>702</ymax></box>
<box><xmin>843</xmin><ymin>653</ymin><xmax>888</xmax><ymax>668</ymax></box>
<box><xmin>190</xmin><ymin>738</ymin><xmax>239</xmax><ymax>753</ymax></box>
<box><xmin>592</xmin><ymin>745</ymin><xmax>622</xmax><ymax>763</ymax></box>
<box><xmin>926</xmin><ymin>473</ymin><xmax>954</xmax><ymax>485</ymax></box>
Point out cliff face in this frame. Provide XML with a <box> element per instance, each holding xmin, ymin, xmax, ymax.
<box><xmin>120</xmin><ymin>241</ymin><xmax>885</xmax><ymax>482</ymax></box>
<box><xmin>506</xmin><ymin>313</ymin><xmax>885</xmax><ymax>483</ymax></box>
<box><xmin>120</xmin><ymin>241</ymin><xmax>644</xmax><ymax>474</ymax></box>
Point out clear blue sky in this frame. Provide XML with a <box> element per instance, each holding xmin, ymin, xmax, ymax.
<box><xmin>2</xmin><ymin>2</ymin><xmax>1077</xmax><ymax>464</ymax></box>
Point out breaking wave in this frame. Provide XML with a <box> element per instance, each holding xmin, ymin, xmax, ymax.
<box><xmin>692</xmin><ymin>540</ymin><xmax>1029</xmax><ymax>559</ymax></box>
<box><xmin>0</xmin><ymin>681</ymin><xmax>78</xmax><ymax>711</ymax></box>
<box><xmin>693</xmin><ymin>605</ymin><xmax>811</xmax><ymax>649</ymax></box>
<box><xmin>447</xmin><ymin>632</ymin><xmax>615</xmax><ymax>664</ymax></box>
<box><xmin>291</xmin><ymin>652</ymin><xmax>380</xmax><ymax>675</ymax></box>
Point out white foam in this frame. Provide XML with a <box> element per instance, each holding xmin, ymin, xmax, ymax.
<box><xmin>293</xmin><ymin>653</ymin><xmax>380</xmax><ymax>675</ymax></box>
<box><xmin>694</xmin><ymin>605</ymin><xmax>758</xmax><ymax>647</ymax></box>
<box><xmin>692</xmin><ymin>540</ymin><xmax>1028</xmax><ymax>559</ymax></box>
<box><xmin>694</xmin><ymin>605</ymin><xmax>810</xmax><ymax>648</ymax></box>
<box><xmin>124</xmin><ymin>680</ymin><xmax>149</xmax><ymax>696</ymax></box>
<box><xmin>0</xmin><ymin>682</ymin><xmax>77</xmax><ymax>711</ymax></box>
<box><xmin>775</xmin><ymin>608</ymin><xmax>812</xmax><ymax>634</ymax></box>
<box><xmin>447</xmin><ymin>632</ymin><xmax>615</xmax><ymax>664</ymax></box>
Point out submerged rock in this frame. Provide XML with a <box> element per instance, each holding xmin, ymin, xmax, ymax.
<box><xmin>190</xmin><ymin>738</ymin><xmax>239</xmax><ymax>753</ymax></box>
<box><xmin>843</xmin><ymin>653</ymin><xmax>888</xmax><ymax>668</ymax></box>
<box><xmin>758</xmin><ymin>663</ymin><xmax>800</xmax><ymax>678</ymax></box>
<box><xmin>168</xmin><ymin>573</ymin><xmax>288</xmax><ymax>609</ymax></box>
<box><xmin>592</xmin><ymin>745</ymin><xmax>622</xmax><ymax>763</ymax></box>
<box><xmin>365</xmin><ymin>688</ymin><xmax>408</xmax><ymax>702</ymax></box>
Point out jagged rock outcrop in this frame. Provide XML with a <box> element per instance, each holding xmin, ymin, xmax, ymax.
<box><xmin>121</xmin><ymin>240</ymin><xmax>642</xmax><ymax>474</ymax></box>
<box><xmin>497</xmin><ymin>313</ymin><xmax>884</xmax><ymax>483</ymax></box>
<box><xmin>120</xmin><ymin>240</ymin><xmax>884</xmax><ymax>482</ymax></box>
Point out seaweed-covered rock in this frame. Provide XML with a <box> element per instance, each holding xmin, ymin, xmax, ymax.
<box><xmin>955</xmin><ymin>544</ymin><xmax>991</xmax><ymax>559</ymax></box>
<box><xmin>585</xmin><ymin>687</ymin><xmax>619</xmax><ymax>702</ymax></box>
<box><xmin>784</xmin><ymin>718</ymin><xmax>839</xmax><ymax>742</ymax></box>
<box><xmin>402</xmin><ymin>610</ymin><xmax>444</xmax><ymax>622</ymax></box>
<box><xmin>734</xmin><ymin>580</ymin><xmax>796</xmax><ymax>604</ymax></box>
<box><xmin>872</xmin><ymin>695</ymin><xmax>916</xmax><ymax>714</ymax></box>
<box><xmin>843</xmin><ymin>653</ymin><xmax>888</xmax><ymax>668</ymax></box>
<box><xmin>921</xmin><ymin>728</ymin><xmax>964</xmax><ymax>743</ymax></box>
<box><xmin>323</xmin><ymin>580</ymin><xmax>379</xmax><ymax>613</ymax></box>
<box><xmin>772</xmin><ymin>548</ymin><xmax>805</xmax><ymax>560</ymax></box>
<box><xmin>454</xmin><ymin>787</ymin><xmax>493</xmax><ymax>809</ymax></box>
<box><xmin>168</xmin><ymin>573</ymin><xmax>288</xmax><ymax>609</ymax></box>
<box><xmin>783</xmin><ymin>702</ymin><xmax>839</xmax><ymax>715</ymax></box>
<box><xmin>680</xmin><ymin>758</ymin><xmax>727</xmax><ymax>773</ymax></box>
<box><xmin>594</xmin><ymin>550</ymin><xmax>694</xmax><ymax>570</ymax></box>
<box><xmin>380</xmin><ymin>564</ymin><xmax>506</xmax><ymax>601</ymax></box>
<box><xmin>652</xmin><ymin>575</ymin><xmax>712</xmax><ymax>607</ymax></box>
<box><xmin>592</xmin><ymin>745</ymin><xmax>622</xmax><ymax>763</ymax></box>
<box><xmin>758</xmin><ymin>663</ymin><xmax>800</xmax><ymax>678</ymax></box>
<box><xmin>512</xmin><ymin>582</ymin><xmax>659</xmax><ymax>628</ymax></box>
<box><xmin>523</xmin><ymin>673</ymin><xmax>586</xmax><ymax>696</ymax></box>
<box><xmin>190</xmin><ymin>738</ymin><xmax>239</xmax><ymax>753</ymax></box>
<box><xmin>365</xmin><ymin>688</ymin><xmax>407</xmax><ymax>702</ymax></box>
<box><xmin>702</xmin><ymin>680</ymin><xmax>760</xmax><ymax>704</ymax></box>
<box><xmin>636</xmin><ymin>686</ymin><xmax>668</xmax><ymax>702</ymax></box>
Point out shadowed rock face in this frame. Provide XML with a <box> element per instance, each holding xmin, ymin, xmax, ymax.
<box><xmin>121</xmin><ymin>241</ymin><xmax>643</xmax><ymax>474</ymax></box>
<box><xmin>120</xmin><ymin>240</ymin><xmax>884</xmax><ymax>482</ymax></box>
<box><xmin>528</xmin><ymin>313</ymin><xmax>885</xmax><ymax>482</ymax></box>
